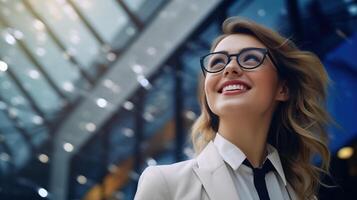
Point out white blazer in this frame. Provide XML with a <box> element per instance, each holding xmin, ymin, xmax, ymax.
<box><xmin>134</xmin><ymin>141</ymin><xmax>298</xmax><ymax>200</ymax></box>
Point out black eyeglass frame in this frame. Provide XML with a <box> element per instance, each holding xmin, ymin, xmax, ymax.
<box><xmin>200</xmin><ymin>47</ymin><xmax>279</xmax><ymax>75</ymax></box>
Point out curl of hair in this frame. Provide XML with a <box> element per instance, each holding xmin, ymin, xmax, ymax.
<box><xmin>191</xmin><ymin>17</ymin><xmax>332</xmax><ymax>199</ymax></box>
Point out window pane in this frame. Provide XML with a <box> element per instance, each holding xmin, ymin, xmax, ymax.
<box><xmin>0</xmin><ymin>29</ymin><xmax>65</xmax><ymax>118</ymax></box>
<box><xmin>28</xmin><ymin>0</ymin><xmax>101</xmax><ymax>68</ymax></box>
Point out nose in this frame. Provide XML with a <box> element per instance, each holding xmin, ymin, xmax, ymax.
<box><xmin>223</xmin><ymin>57</ymin><xmax>243</xmax><ymax>77</ymax></box>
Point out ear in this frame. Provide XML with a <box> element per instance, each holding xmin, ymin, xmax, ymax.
<box><xmin>275</xmin><ymin>80</ymin><xmax>289</xmax><ymax>101</ymax></box>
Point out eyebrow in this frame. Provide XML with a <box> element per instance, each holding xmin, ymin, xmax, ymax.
<box><xmin>211</xmin><ymin>48</ymin><xmax>247</xmax><ymax>54</ymax></box>
<box><xmin>213</xmin><ymin>50</ymin><xmax>229</xmax><ymax>54</ymax></box>
<box><xmin>212</xmin><ymin>47</ymin><xmax>265</xmax><ymax>54</ymax></box>
<box><xmin>210</xmin><ymin>50</ymin><xmax>232</xmax><ymax>54</ymax></box>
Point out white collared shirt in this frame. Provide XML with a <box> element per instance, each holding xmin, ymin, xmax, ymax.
<box><xmin>214</xmin><ymin>133</ymin><xmax>292</xmax><ymax>200</ymax></box>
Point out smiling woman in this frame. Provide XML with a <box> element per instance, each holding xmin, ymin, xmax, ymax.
<box><xmin>134</xmin><ymin>17</ymin><xmax>332</xmax><ymax>200</ymax></box>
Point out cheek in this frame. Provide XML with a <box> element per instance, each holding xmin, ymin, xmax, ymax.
<box><xmin>204</xmin><ymin>80</ymin><xmax>209</xmax><ymax>96</ymax></box>
<box><xmin>253</xmin><ymin>71</ymin><xmax>280</xmax><ymax>99</ymax></box>
<box><xmin>204</xmin><ymin>77</ymin><xmax>217</xmax><ymax>110</ymax></box>
<box><xmin>204</xmin><ymin>76</ymin><xmax>215</xmax><ymax>95</ymax></box>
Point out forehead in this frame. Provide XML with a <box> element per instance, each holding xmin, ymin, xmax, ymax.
<box><xmin>213</xmin><ymin>34</ymin><xmax>266</xmax><ymax>53</ymax></box>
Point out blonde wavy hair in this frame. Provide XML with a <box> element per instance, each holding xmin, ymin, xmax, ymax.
<box><xmin>191</xmin><ymin>17</ymin><xmax>332</xmax><ymax>199</ymax></box>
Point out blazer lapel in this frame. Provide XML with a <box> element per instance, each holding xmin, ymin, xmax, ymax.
<box><xmin>286</xmin><ymin>183</ymin><xmax>298</xmax><ymax>200</ymax></box>
<box><xmin>193</xmin><ymin>142</ymin><xmax>240</xmax><ymax>200</ymax></box>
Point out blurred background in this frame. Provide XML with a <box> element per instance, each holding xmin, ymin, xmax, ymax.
<box><xmin>0</xmin><ymin>0</ymin><xmax>356</xmax><ymax>199</ymax></box>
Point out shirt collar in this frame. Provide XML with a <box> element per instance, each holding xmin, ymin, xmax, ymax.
<box><xmin>213</xmin><ymin>132</ymin><xmax>287</xmax><ymax>185</ymax></box>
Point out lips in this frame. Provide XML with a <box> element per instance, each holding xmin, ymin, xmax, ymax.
<box><xmin>218</xmin><ymin>80</ymin><xmax>251</xmax><ymax>94</ymax></box>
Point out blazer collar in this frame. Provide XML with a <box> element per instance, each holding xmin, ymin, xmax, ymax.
<box><xmin>214</xmin><ymin>133</ymin><xmax>287</xmax><ymax>186</ymax></box>
<box><xmin>193</xmin><ymin>141</ymin><xmax>240</xmax><ymax>200</ymax></box>
<box><xmin>266</xmin><ymin>144</ymin><xmax>287</xmax><ymax>185</ymax></box>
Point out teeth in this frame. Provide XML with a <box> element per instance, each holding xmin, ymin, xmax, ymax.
<box><xmin>222</xmin><ymin>84</ymin><xmax>246</xmax><ymax>92</ymax></box>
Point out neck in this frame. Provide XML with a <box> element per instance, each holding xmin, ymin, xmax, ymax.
<box><xmin>218</xmin><ymin>114</ymin><xmax>272</xmax><ymax>168</ymax></box>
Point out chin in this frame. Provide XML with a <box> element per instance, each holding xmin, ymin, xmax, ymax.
<box><xmin>213</xmin><ymin>104</ymin><xmax>248</xmax><ymax>116</ymax></box>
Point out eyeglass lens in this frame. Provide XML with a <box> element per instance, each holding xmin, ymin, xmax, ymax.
<box><xmin>203</xmin><ymin>49</ymin><xmax>266</xmax><ymax>72</ymax></box>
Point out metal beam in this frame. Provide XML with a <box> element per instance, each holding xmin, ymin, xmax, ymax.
<box><xmin>172</xmin><ymin>57</ymin><xmax>184</xmax><ymax>162</ymax></box>
<box><xmin>285</xmin><ymin>0</ymin><xmax>304</xmax><ymax>42</ymax></box>
<box><xmin>23</xmin><ymin>0</ymin><xmax>94</xmax><ymax>85</ymax></box>
<box><xmin>0</xmin><ymin>60</ymin><xmax>49</xmax><ymax>126</ymax></box>
<box><xmin>49</xmin><ymin>0</ymin><xmax>225</xmax><ymax>199</ymax></box>
<box><xmin>0</xmin><ymin>17</ymin><xmax>68</xmax><ymax>103</ymax></box>
<box><xmin>66</xmin><ymin>0</ymin><xmax>106</xmax><ymax>46</ymax></box>
<box><xmin>116</xmin><ymin>0</ymin><xmax>144</xmax><ymax>30</ymax></box>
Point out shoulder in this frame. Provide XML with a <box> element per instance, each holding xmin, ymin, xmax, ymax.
<box><xmin>134</xmin><ymin>165</ymin><xmax>169</xmax><ymax>200</ymax></box>
<box><xmin>155</xmin><ymin>158</ymin><xmax>196</xmax><ymax>174</ymax></box>
<box><xmin>140</xmin><ymin>159</ymin><xmax>197</xmax><ymax>184</ymax></box>
<box><xmin>134</xmin><ymin>159</ymin><xmax>198</xmax><ymax>200</ymax></box>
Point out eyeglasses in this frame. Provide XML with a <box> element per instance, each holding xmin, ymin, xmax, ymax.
<box><xmin>200</xmin><ymin>47</ymin><xmax>275</xmax><ymax>74</ymax></box>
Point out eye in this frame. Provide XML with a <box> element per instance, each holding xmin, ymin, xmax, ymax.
<box><xmin>210</xmin><ymin>57</ymin><xmax>226</xmax><ymax>66</ymax></box>
<box><xmin>243</xmin><ymin>54</ymin><xmax>260</xmax><ymax>63</ymax></box>
<box><xmin>205</xmin><ymin>54</ymin><xmax>228</xmax><ymax>71</ymax></box>
<box><xmin>239</xmin><ymin>50</ymin><xmax>264</xmax><ymax>68</ymax></box>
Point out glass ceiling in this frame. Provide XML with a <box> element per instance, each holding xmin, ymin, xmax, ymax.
<box><xmin>0</xmin><ymin>0</ymin><xmax>165</xmax><ymax>176</ymax></box>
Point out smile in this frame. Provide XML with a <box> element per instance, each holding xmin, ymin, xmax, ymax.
<box><xmin>218</xmin><ymin>80</ymin><xmax>251</xmax><ymax>94</ymax></box>
<box><xmin>222</xmin><ymin>84</ymin><xmax>248</xmax><ymax>92</ymax></box>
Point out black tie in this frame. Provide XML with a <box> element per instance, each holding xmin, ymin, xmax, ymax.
<box><xmin>243</xmin><ymin>159</ymin><xmax>275</xmax><ymax>200</ymax></box>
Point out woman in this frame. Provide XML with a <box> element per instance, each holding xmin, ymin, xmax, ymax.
<box><xmin>134</xmin><ymin>17</ymin><xmax>331</xmax><ymax>200</ymax></box>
